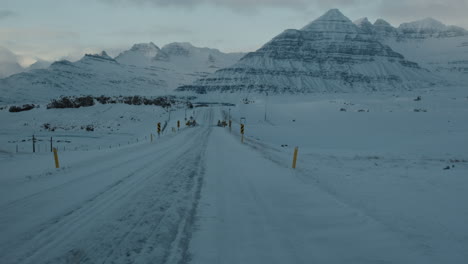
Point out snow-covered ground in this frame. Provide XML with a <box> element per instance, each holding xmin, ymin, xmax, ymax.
<box><xmin>1</xmin><ymin>85</ymin><xmax>467</xmax><ymax>263</ymax></box>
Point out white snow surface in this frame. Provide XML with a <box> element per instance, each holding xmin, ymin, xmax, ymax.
<box><xmin>1</xmin><ymin>85</ymin><xmax>468</xmax><ymax>263</ymax></box>
<box><xmin>115</xmin><ymin>42</ymin><xmax>160</xmax><ymax>66</ymax></box>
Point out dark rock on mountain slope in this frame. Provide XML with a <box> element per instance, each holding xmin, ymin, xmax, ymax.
<box><xmin>178</xmin><ymin>9</ymin><xmax>438</xmax><ymax>94</ymax></box>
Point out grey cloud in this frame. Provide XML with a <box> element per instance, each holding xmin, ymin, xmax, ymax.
<box><xmin>99</xmin><ymin>0</ymin><xmax>360</xmax><ymax>11</ymax></box>
<box><xmin>0</xmin><ymin>46</ymin><xmax>19</xmax><ymax>63</ymax></box>
<box><xmin>108</xmin><ymin>26</ymin><xmax>193</xmax><ymax>38</ymax></box>
<box><xmin>0</xmin><ymin>10</ymin><xmax>16</xmax><ymax>20</ymax></box>
<box><xmin>98</xmin><ymin>0</ymin><xmax>467</xmax><ymax>27</ymax></box>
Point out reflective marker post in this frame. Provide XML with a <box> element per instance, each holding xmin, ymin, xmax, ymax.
<box><xmin>292</xmin><ymin>147</ymin><xmax>299</xmax><ymax>169</ymax></box>
<box><xmin>53</xmin><ymin>147</ymin><xmax>60</xmax><ymax>169</ymax></box>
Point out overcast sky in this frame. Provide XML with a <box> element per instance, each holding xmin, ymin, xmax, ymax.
<box><xmin>1</xmin><ymin>0</ymin><xmax>467</xmax><ymax>66</ymax></box>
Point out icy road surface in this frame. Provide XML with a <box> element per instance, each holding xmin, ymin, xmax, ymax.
<box><xmin>0</xmin><ymin>110</ymin><xmax>214</xmax><ymax>264</ymax></box>
<box><xmin>1</xmin><ymin>106</ymin><xmax>467</xmax><ymax>264</ymax></box>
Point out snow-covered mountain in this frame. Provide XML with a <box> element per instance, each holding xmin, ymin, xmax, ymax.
<box><xmin>353</xmin><ymin>17</ymin><xmax>468</xmax><ymax>76</ymax></box>
<box><xmin>0</xmin><ymin>43</ymin><xmax>244</xmax><ymax>104</ymax></box>
<box><xmin>0</xmin><ymin>51</ymin><xmax>168</xmax><ymax>104</ymax></box>
<box><xmin>115</xmin><ymin>42</ymin><xmax>160</xmax><ymax>66</ymax></box>
<box><xmin>372</xmin><ymin>19</ymin><xmax>399</xmax><ymax>39</ymax></box>
<box><xmin>151</xmin><ymin>42</ymin><xmax>245</xmax><ymax>88</ymax></box>
<box><xmin>398</xmin><ymin>18</ymin><xmax>467</xmax><ymax>39</ymax></box>
<box><xmin>27</xmin><ymin>59</ymin><xmax>52</xmax><ymax>71</ymax></box>
<box><xmin>154</xmin><ymin>42</ymin><xmax>244</xmax><ymax>71</ymax></box>
<box><xmin>353</xmin><ymin>17</ymin><xmax>468</xmax><ymax>40</ymax></box>
<box><xmin>178</xmin><ymin>9</ymin><xmax>438</xmax><ymax>94</ymax></box>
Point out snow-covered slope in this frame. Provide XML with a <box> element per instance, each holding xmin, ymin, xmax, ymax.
<box><xmin>385</xmin><ymin>36</ymin><xmax>468</xmax><ymax>77</ymax></box>
<box><xmin>353</xmin><ymin>18</ymin><xmax>468</xmax><ymax>77</ymax></box>
<box><xmin>354</xmin><ymin>17</ymin><xmax>468</xmax><ymax>40</ymax></box>
<box><xmin>399</xmin><ymin>18</ymin><xmax>468</xmax><ymax>39</ymax></box>
<box><xmin>154</xmin><ymin>42</ymin><xmax>244</xmax><ymax>71</ymax></box>
<box><xmin>0</xmin><ymin>51</ymin><xmax>168</xmax><ymax>104</ymax></box>
<box><xmin>151</xmin><ymin>42</ymin><xmax>245</xmax><ymax>89</ymax></box>
<box><xmin>178</xmin><ymin>9</ymin><xmax>438</xmax><ymax>94</ymax></box>
<box><xmin>0</xmin><ymin>43</ymin><xmax>244</xmax><ymax>104</ymax></box>
<box><xmin>115</xmin><ymin>42</ymin><xmax>160</xmax><ymax>66</ymax></box>
<box><xmin>353</xmin><ymin>17</ymin><xmax>374</xmax><ymax>34</ymax></box>
<box><xmin>27</xmin><ymin>59</ymin><xmax>52</xmax><ymax>71</ymax></box>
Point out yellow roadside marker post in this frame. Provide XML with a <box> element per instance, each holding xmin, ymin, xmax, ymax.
<box><xmin>229</xmin><ymin>120</ymin><xmax>232</xmax><ymax>132</ymax></box>
<box><xmin>157</xmin><ymin>122</ymin><xmax>161</xmax><ymax>136</ymax></box>
<box><xmin>292</xmin><ymin>147</ymin><xmax>299</xmax><ymax>169</ymax></box>
<box><xmin>151</xmin><ymin>133</ymin><xmax>153</xmax><ymax>143</ymax></box>
<box><xmin>53</xmin><ymin>147</ymin><xmax>60</xmax><ymax>169</ymax></box>
<box><xmin>177</xmin><ymin>120</ymin><xmax>180</xmax><ymax>131</ymax></box>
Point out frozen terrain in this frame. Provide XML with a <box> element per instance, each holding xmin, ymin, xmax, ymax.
<box><xmin>0</xmin><ymin>43</ymin><xmax>244</xmax><ymax>104</ymax></box>
<box><xmin>178</xmin><ymin>9</ymin><xmax>446</xmax><ymax>94</ymax></box>
<box><xmin>1</xmin><ymin>84</ymin><xmax>467</xmax><ymax>263</ymax></box>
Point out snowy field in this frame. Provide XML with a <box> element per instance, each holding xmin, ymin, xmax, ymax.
<box><xmin>0</xmin><ymin>86</ymin><xmax>467</xmax><ymax>263</ymax></box>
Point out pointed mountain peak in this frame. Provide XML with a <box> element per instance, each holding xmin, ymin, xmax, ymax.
<box><xmin>301</xmin><ymin>8</ymin><xmax>358</xmax><ymax>33</ymax></box>
<box><xmin>115</xmin><ymin>43</ymin><xmax>159</xmax><ymax>65</ymax></box>
<box><xmin>315</xmin><ymin>9</ymin><xmax>350</xmax><ymax>22</ymax></box>
<box><xmin>354</xmin><ymin>17</ymin><xmax>374</xmax><ymax>34</ymax></box>
<box><xmin>99</xmin><ymin>51</ymin><xmax>111</xmax><ymax>59</ymax></box>
<box><xmin>354</xmin><ymin>17</ymin><xmax>370</xmax><ymax>26</ymax></box>
<box><xmin>374</xmin><ymin>19</ymin><xmax>392</xmax><ymax>27</ymax></box>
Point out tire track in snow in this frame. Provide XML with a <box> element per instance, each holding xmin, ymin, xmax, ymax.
<box><xmin>3</xmin><ymin>108</ymin><xmax>214</xmax><ymax>264</ymax></box>
<box><xmin>0</xmin><ymin>129</ymin><xmax>191</xmax><ymax>210</ymax></box>
<box><xmin>0</xmin><ymin>128</ymin><xmax>203</xmax><ymax>254</ymax></box>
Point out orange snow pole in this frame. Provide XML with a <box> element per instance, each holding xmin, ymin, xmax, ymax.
<box><xmin>53</xmin><ymin>147</ymin><xmax>60</xmax><ymax>169</ymax></box>
<box><xmin>292</xmin><ymin>147</ymin><xmax>299</xmax><ymax>169</ymax></box>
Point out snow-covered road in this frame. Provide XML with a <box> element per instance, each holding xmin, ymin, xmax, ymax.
<box><xmin>189</xmin><ymin>126</ymin><xmax>439</xmax><ymax>264</ymax></box>
<box><xmin>1</xmin><ymin>106</ymin><xmax>467</xmax><ymax>263</ymax></box>
<box><xmin>0</xmin><ymin>109</ymin><xmax>214</xmax><ymax>264</ymax></box>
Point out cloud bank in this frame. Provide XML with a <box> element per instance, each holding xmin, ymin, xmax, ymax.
<box><xmin>0</xmin><ymin>47</ymin><xmax>24</xmax><ymax>78</ymax></box>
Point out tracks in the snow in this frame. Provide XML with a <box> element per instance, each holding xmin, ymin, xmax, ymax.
<box><xmin>2</xmin><ymin>109</ymin><xmax>214</xmax><ymax>264</ymax></box>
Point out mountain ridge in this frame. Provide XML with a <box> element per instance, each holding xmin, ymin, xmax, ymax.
<box><xmin>177</xmin><ymin>9</ymin><xmax>440</xmax><ymax>94</ymax></box>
